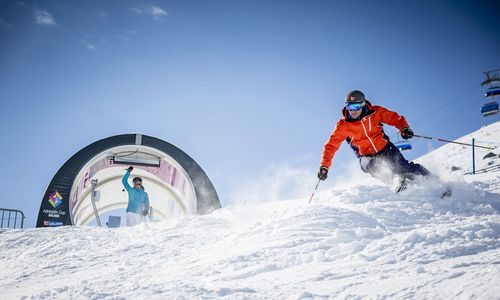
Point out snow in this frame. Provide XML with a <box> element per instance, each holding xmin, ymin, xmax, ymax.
<box><xmin>1</xmin><ymin>122</ymin><xmax>499</xmax><ymax>299</ymax></box>
<box><xmin>416</xmin><ymin>121</ymin><xmax>500</xmax><ymax>195</ymax></box>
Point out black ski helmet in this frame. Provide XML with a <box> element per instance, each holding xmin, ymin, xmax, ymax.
<box><xmin>345</xmin><ymin>90</ymin><xmax>366</xmax><ymax>103</ymax></box>
<box><xmin>132</xmin><ymin>177</ymin><xmax>143</xmax><ymax>184</ymax></box>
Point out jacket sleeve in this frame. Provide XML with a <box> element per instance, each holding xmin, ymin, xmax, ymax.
<box><xmin>320</xmin><ymin>121</ymin><xmax>347</xmax><ymax>169</ymax></box>
<box><xmin>376</xmin><ymin>105</ymin><xmax>410</xmax><ymax>131</ymax></box>
<box><xmin>122</xmin><ymin>171</ymin><xmax>132</xmax><ymax>192</ymax></box>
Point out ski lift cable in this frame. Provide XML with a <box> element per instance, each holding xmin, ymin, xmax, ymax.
<box><xmin>390</xmin><ymin>83</ymin><xmax>482</xmax><ymax>142</ymax></box>
<box><xmin>423</xmin><ymin>95</ymin><xmax>487</xmax><ymax>136</ymax></box>
<box><xmin>412</xmin><ymin>84</ymin><xmax>481</xmax><ymax>127</ymax></box>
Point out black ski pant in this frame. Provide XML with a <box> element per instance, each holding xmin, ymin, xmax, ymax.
<box><xmin>359</xmin><ymin>142</ymin><xmax>430</xmax><ymax>183</ymax></box>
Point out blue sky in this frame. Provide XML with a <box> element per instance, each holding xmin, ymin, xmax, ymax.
<box><xmin>1</xmin><ymin>0</ymin><xmax>499</xmax><ymax>227</ymax></box>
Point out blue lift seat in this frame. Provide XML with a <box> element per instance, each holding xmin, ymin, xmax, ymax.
<box><xmin>481</xmin><ymin>101</ymin><xmax>499</xmax><ymax>117</ymax></box>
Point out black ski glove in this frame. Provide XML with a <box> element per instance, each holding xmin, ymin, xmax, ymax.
<box><xmin>401</xmin><ymin>128</ymin><xmax>414</xmax><ymax>140</ymax></box>
<box><xmin>126</xmin><ymin>166</ymin><xmax>134</xmax><ymax>172</ymax></box>
<box><xmin>142</xmin><ymin>209</ymin><xmax>149</xmax><ymax>216</ymax></box>
<box><xmin>318</xmin><ymin>166</ymin><xmax>329</xmax><ymax>181</ymax></box>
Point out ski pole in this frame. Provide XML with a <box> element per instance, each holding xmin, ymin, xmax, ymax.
<box><xmin>308</xmin><ymin>178</ymin><xmax>321</xmax><ymax>204</ymax></box>
<box><xmin>414</xmin><ymin>134</ymin><xmax>495</xmax><ymax>150</ymax></box>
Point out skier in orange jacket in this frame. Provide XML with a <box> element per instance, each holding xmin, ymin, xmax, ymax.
<box><xmin>318</xmin><ymin>90</ymin><xmax>430</xmax><ymax>191</ymax></box>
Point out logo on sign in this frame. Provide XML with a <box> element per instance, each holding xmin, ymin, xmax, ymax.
<box><xmin>43</xmin><ymin>220</ymin><xmax>63</xmax><ymax>226</ymax></box>
<box><xmin>48</xmin><ymin>191</ymin><xmax>63</xmax><ymax>208</ymax></box>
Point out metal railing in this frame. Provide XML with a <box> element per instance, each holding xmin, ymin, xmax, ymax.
<box><xmin>464</xmin><ymin>163</ymin><xmax>500</xmax><ymax>176</ymax></box>
<box><xmin>0</xmin><ymin>208</ymin><xmax>25</xmax><ymax>229</ymax></box>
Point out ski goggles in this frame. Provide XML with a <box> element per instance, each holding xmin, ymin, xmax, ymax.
<box><xmin>133</xmin><ymin>179</ymin><xmax>143</xmax><ymax>185</ymax></box>
<box><xmin>345</xmin><ymin>102</ymin><xmax>364</xmax><ymax>111</ymax></box>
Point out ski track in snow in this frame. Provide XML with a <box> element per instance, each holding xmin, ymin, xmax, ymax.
<box><xmin>1</xmin><ymin>122</ymin><xmax>499</xmax><ymax>299</ymax></box>
<box><xmin>0</xmin><ymin>180</ymin><xmax>499</xmax><ymax>299</ymax></box>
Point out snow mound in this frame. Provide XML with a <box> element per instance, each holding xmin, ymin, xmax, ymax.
<box><xmin>1</xmin><ymin>122</ymin><xmax>499</xmax><ymax>299</ymax></box>
<box><xmin>1</xmin><ymin>179</ymin><xmax>499</xmax><ymax>299</ymax></box>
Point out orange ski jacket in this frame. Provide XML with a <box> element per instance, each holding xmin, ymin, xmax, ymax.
<box><xmin>320</xmin><ymin>101</ymin><xmax>410</xmax><ymax>168</ymax></box>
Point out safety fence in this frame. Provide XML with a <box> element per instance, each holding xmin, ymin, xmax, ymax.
<box><xmin>0</xmin><ymin>208</ymin><xmax>25</xmax><ymax>229</ymax></box>
<box><xmin>464</xmin><ymin>163</ymin><xmax>500</xmax><ymax>176</ymax></box>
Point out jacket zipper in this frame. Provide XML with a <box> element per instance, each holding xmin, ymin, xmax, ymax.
<box><xmin>361</xmin><ymin>120</ymin><xmax>378</xmax><ymax>152</ymax></box>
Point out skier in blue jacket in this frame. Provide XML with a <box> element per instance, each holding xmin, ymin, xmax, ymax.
<box><xmin>122</xmin><ymin>166</ymin><xmax>150</xmax><ymax>226</ymax></box>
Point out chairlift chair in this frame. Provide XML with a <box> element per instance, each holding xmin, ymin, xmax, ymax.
<box><xmin>485</xmin><ymin>86</ymin><xmax>500</xmax><ymax>98</ymax></box>
<box><xmin>395</xmin><ymin>141</ymin><xmax>412</xmax><ymax>152</ymax></box>
<box><xmin>481</xmin><ymin>69</ymin><xmax>500</xmax><ymax>86</ymax></box>
<box><xmin>481</xmin><ymin>101</ymin><xmax>499</xmax><ymax>117</ymax></box>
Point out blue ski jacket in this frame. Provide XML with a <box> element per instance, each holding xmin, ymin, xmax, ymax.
<box><xmin>122</xmin><ymin>171</ymin><xmax>150</xmax><ymax>214</ymax></box>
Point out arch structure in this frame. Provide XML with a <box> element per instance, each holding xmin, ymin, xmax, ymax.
<box><xmin>36</xmin><ymin>134</ymin><xmax>221</xmax><ymax>227</ymax></box>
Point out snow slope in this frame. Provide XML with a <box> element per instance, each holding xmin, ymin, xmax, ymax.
<box><xmin>417</xmin><ymin>121</ymin><xmax>500</xmax><ymax>195</ymax></box>
<box><xmin>1</xmin><ymin>123</ymin><xmax>499</xmax><ymax>299</ymax></box>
